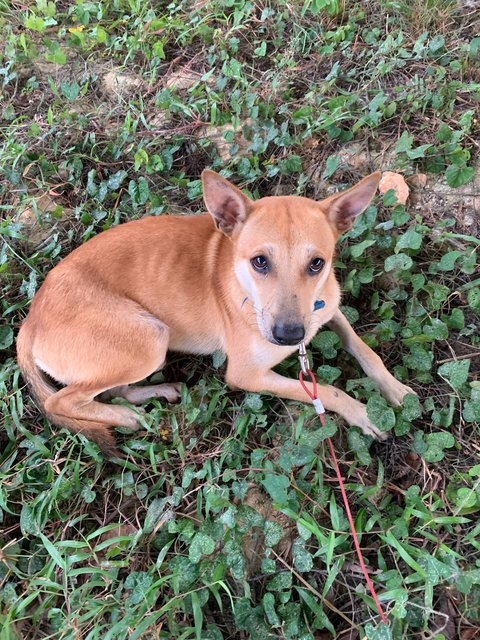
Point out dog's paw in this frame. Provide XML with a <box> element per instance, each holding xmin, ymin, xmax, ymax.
<box><xmin>113</xmin><ymin>405</ymin><xmax>145</xmax><ymax>431</ymax></box>
<box><xmin>355</xmin><ymin>411</ymin><xmax>390</xmax><ymax>441</ymax></box>
<box><xmin>348</xmin><ymin>402</ymin><xmax>389</xmax><ymax>441</ymax></box>
<box><xmin>381</xmin><ymin>379</ymin><xmax>416</xmax><ymax>407</ymax></box>
<box><xmin>118</xmin><ymin>383</ymin><xmax>182</xmax><ymax>405</ymax></box>
<box><xmin>343</xmin><ymin>398</ymin><xmax>389</xmax><ymax>441</ymax></box>
<box><xmin>157</xmin><ymin>382</ymin><xmax>182</xmax><ymax>403</ymax></box>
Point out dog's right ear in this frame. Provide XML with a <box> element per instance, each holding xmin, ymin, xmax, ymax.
<box><xmin>322</xmin><ymin>172</ymin><xmax>381</xmax><ymax>235</ymax></box>
<box><xmin>202</xmin><ymin>170</ymin><xmax>252</xmax><ymax>235</ymax></box>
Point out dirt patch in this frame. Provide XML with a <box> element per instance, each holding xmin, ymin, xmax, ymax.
<box><xmin>304</xmin><ymin>144</ymin><xmax>479</xmax><ymax>236</ymax></box>
<box><xmin>165</xmin><ymin>67</ymin><xmax>205</xmax><ymax>91</ymax></box>
<box><xmin>28</xmin><ymin>46</ymin><xmax>101</xmax><ymax>84</ymax></box>
<box><xmin>198</xmin><ymin>120</ymin><xmax>253</xmax><ymax>163</ymax></box>
<box><xmin>17</xmin><ymin>193</ymin><xmax>74</xmax><ymax>248</ymax></box>
<box><xmin>411</xmin><ymin>168</ymin><xmax>480</xmax><ymax>236</ymax></box>
<box><xmin>101</xmin><ymin>68</ymin><xmax>143</xmax><ymax>99</ymax></box>
<box><xmin>241</xmin><ymin>486</ymin><xmax>296</xmax><ymax>576</ymax></box>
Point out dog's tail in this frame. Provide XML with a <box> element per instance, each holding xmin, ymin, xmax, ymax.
<box><xmin>16</xmin><ymin>325</ymin><xmax>121</xmax><ymax>458</ymax></box>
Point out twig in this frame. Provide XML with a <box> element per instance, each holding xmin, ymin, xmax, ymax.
<box><xmin>436</xmin><ymin>352</ymin><xmax>480</xmax><ymax>365</ymax></box>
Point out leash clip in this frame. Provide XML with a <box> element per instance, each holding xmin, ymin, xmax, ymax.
<box><xmin>298</xmin><ymin>341</ymin><xmax>309</xmax><ymax>376</ymax></box>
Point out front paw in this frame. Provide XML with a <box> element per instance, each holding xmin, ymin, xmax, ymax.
<box><xmin>380</xmin><ymin>379</ymin><xmax>416</xmax><ymax>407</ymax></box>
<box><xmin>354</xmin><ymin>406</ymin><xmax>389</xmax><ymax>441</ymax></box>
<box><xmin>344</xmin><ymin>400</ymin><xmax>390</xmax><ymax>440</ymax></box>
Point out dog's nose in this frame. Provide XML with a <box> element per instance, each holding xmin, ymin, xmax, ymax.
<box><xmin>272</xmin><ymin>322</ymin><xmax>305</xmax><ymax>346</ymax></box>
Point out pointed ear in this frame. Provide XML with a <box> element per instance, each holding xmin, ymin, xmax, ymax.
<box><xmin>202</xmin><ymin>170</ymin><xmax>252</xmax><ymax>235</ymax></box>
<box><xmin>322</xmin><ymin>172</ymin><xmax>381</xmax><ymax>234</ymax></box>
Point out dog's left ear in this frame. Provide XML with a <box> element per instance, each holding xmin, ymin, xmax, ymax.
<box><xmin>202</xmin><ymin>170</ymin><xmax>252</xmax><ymax>235</ymax></box>
<box><xmin>322</xmin><ymin>172</ymin><xmax>381</xmax><ymax>234</ymax></box>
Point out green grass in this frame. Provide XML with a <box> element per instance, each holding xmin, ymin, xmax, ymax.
<box><xmin>1</xmin><ymin>1</ymin><xmax>479</xmax><ymax>638</ymax></box>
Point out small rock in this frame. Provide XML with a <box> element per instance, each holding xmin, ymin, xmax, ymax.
<box><xmin>379</xmin><ymin>171</ymin><xmax>410</xmax><ymax>204</ymax></box>
<box><xmin>463</xmin><ymin>212</ymin><xmax>475</xmax><ymax>227</ymax></box>
<box><xmin>408</xmin><ymin>173</ymin><xmax>427</xmax><ymax>189</ymax></box>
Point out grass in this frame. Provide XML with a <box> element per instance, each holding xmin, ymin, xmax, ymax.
<box><xmin>1</xmin><ymin>0</ymin><xmax>479</xmax><ymax>638</ymax></box>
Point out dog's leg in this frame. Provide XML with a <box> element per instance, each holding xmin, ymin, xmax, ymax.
<box><xmin>226</xmin><ymin>363</ymin><xmax>386</xmax><ymax>440</ymax></box>
<box><xmin>98</xmin><ymin>383</ymin><xmax>182</xmax><ymax>404</ymax></box>
<box><xmin>328</xmin><ymin>309</ymin><xmax>415</xmax><ymax>404</ymax></box>
<box><xmin>45</xmin><ymin>386</ymin><xmax>144</xmax><ymax>428</ymax></box>
<box><xmin>38</xmin><ymin>306</ymin><xmax>174</xmax><ymax>453</ymax></box>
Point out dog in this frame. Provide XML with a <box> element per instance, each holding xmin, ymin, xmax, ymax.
<box><xmin>17</xmin><ymin>170</ymin><xmax>414</xmax><ymax>456</ymax></box>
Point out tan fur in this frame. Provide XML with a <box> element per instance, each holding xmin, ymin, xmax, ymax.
<box><xmin>17</xmin><ymin>171</ymin><xmax>414</xmax><ymax>456</ymax></box>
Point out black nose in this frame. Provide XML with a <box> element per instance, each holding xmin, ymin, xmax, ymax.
<box><xmin>272</xmin><ymin>322</ymin><xmax>305</xmax><ymax>346</ymax></box>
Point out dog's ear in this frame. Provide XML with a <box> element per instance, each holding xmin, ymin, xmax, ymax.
<box><xmin>322</xmin><ymin>172</ymin><xmax>381</xmax><ymax>234</ymax></box>
<box><xmin>202</xmin><ymin>170</ymin><xmax>252</xmax><ymax>235</ymax></box>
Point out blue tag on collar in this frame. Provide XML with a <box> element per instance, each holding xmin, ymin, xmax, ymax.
<box><xmin>314</xmin><ymin>299</ymin><xmax>325</xmax><ymax>311</ymax></box>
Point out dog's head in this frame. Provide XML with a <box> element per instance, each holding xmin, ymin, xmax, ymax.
<box><xmin>202</xmin><ymin>170</ymin><xmax>380</xmax><ymax>346</ymax></box>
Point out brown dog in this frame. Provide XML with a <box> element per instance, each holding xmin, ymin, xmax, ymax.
<box><xmin>17</xmin><ymin>171</ymin><xmax>414</xmax><ymax>456</ymax></box>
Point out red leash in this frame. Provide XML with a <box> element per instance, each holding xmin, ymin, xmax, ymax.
<box><xmin>298</xmin><ymin>359</ymin><xmax>388</xmax><ymax>625</ymax></box>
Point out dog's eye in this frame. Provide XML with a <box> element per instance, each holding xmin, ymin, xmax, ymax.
<box><xmin>308</xmin><ymin>257</ymin><xmax>325</xmax><ymax>274</ymax></box>
<box><xmin>251</xmin><ymin>255</ymin><xmax>269</xmax><ymax>272</ymax></box>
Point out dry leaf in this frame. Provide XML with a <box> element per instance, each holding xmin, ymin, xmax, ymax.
<box><xmin>379</xmin><ymin>171</ymin><xmax>410</xmax><ymax>204</ymax></box>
